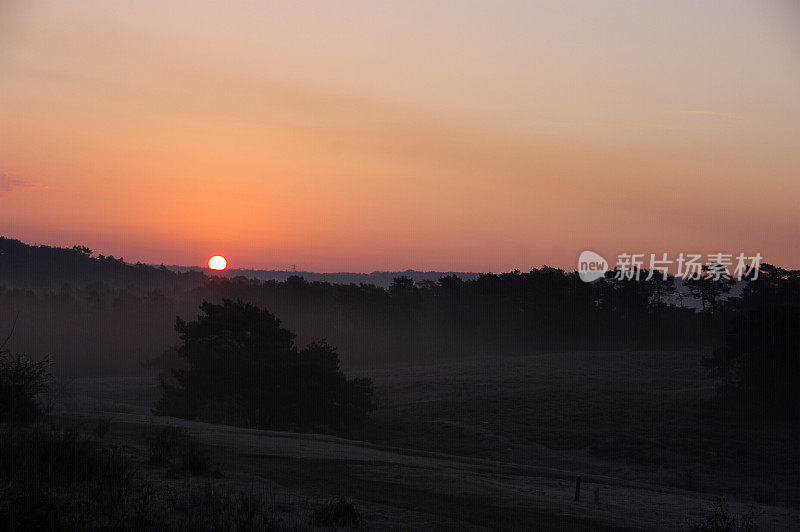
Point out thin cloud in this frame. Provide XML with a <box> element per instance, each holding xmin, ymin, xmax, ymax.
<box><xmin>0</xmin><ymin>172</ymin><xmax>46</xmax><ymax>196</ymax></box>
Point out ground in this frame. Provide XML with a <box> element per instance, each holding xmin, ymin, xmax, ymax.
<box><xmin>49</xmin><ymin>350</ymin><xmax>800</xmax><ymax>529</ymax></box>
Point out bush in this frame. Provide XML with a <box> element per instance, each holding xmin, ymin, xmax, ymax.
<box><xmin>0</xmin><ymin>426</ymin><xmax>130</xmax><ymax>490</ymax></box>
<box><xmin>131</xmin><ymin>483</ymin><xmax>154</xmax><ymax>530</ymax></box>
<box><xmin>0</xmin><ymin>485</ymin><xmax>81</xmax><ymax>531</ymax></box>
<box><xmin>0</xmin><ymin>425</ymin><xmax>133</xmax><ymax>529</ymax></box>
<box><xmin>310</xmin><ymin>497</ymin><xmax>366</xmax><ymax>529</ymax></box>
<box><xmin>145</xmin><ymin>426</ymin><xmax>211</xmax><ymax>475</ymax></box>
<box><xmin>231</xmin><ymin>488</ymin><xmax>286</xmax><ymax>531</ymax></box>
<box><xmin>687</xmin><ymin>497</ymin><xmax>759</xmax><ymax>532</ymax></box>
<box><xmin>146</xmin><ymin>483</ymin><xmax>290</xmax><ymax>531</ymax></box>
<box><xmin>145</xmin><ymin>426</ymin><xmax>187</xmax><ymax>467</ymax></box>
<box><xmin>180</xmin><ymin>438</ymin><xmax>210</xmax><ymax>475</ymax></box>
<box><xmin>0</xmin><ymin>421</ymin><xmax>304</xmax><ymax>530</ymax></box>
<box><xmin>0</xmin><ymin>349</ymin><xmax>52</xmax><ymax>423</ymax></box>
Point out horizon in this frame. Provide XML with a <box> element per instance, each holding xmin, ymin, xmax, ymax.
<box><xmin>0</xmin><ymin>233</ymin><xmax>520</xmax><ymax>274</ymax></box>
<box><xmin>3</xmin><ymin>233</ymin><xmax>790</xmax><ymax>278</ymax></box>
<box><xmin>2</xmin><ymin>236</ymin><xmax>785</xmax><ymax>286</ymax></box>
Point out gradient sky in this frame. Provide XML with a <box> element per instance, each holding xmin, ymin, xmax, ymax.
<box><xmin>1</xmin><ymin>0</ymin><xmax>799</xmax><ymax>272</ymax></box>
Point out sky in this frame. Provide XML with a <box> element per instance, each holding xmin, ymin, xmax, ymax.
<box><xmin>1</xmin><ymin>0</ymin><xmax>799</xmax><ymax>272</ymax></box>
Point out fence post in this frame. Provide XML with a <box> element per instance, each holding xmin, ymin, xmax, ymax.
<box><xmin>574</xmin><ymin>476</ymin><xmax>582</xmax><ymax>502</ymax></box>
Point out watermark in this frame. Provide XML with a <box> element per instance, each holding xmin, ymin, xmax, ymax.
<box><xmin>577</xmin><ymin>251</ymin><xmax>762</xmax><ymax>283</ymax></box>
<box><xmin>577</xmin><ymin>250</ymin><xmax>609</xmax><ymax>282</ymax></box>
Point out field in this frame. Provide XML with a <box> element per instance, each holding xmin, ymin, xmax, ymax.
<box><xmin>347</xmin><ymin>350</ymin><xmax>795</xmax><ymax>502</ymax></box>
<box><xmin>53</xmin><ymin>350</ymin><xmax>799</xmax><ymax>529</ymax></box>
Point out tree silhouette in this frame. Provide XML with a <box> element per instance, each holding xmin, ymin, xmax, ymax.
<box><xmin>154</xmin><ymin>299</ymin><xmax>375</xmax><ymax>432</ymax></box>
<box><xmin>647</xmin><ymin>271</ymin><xmax>677</xmax><ymax>308</ymax></box>
<box><xmin>0</xmin><ymin>326</ymin><xmax>52</xmax><ymax>423</ymax></box>
<box><xmin>702</xmin><ymin>304</ymin><xmax>799</xmax><ymax>419</ymax></box>
<box><xmin>684</xmin><ymin>265</ymin><xmax>736</xmax><ymax>311</ymax></box>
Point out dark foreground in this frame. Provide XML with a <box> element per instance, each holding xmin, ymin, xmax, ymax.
<box><xmin>48</xmin><ymin>411</ymin><xmax>798</xmax><ymax>531</ymax></box>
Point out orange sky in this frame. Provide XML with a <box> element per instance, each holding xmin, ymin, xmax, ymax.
<box><xmin>1</xmin><ymin>1</ymin><xmax>799</xmax><ymax>272</ymax></box>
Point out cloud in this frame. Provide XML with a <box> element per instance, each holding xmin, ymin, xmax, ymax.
<box><xmin>0</xmin><ymin>172</ymin><xmax>46</xmax><ymax>195</ymax></box>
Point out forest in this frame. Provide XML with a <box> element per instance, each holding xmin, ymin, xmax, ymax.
<box><xmin>1</xmin><ymin>236</ymin><xmax>796</xmax><ymax>380</ymax></box>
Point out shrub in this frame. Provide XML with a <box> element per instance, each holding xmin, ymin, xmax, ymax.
<box><xmin>0</xmin><ymin>425</ymin><xmax>133</xmax><ymax>528</ymax></box>
<box><xmin>145</xmin><ymin>426</ymin><xmax>211</xmax><ymax>475</ymax></box>
<box><xmin>0</xmin><ymin>349</ymin><xmax>52</xmax><ymax>423</ymax></box>
<box><xmin>687</xmin><ymin>497</ymin><xmax>759</xmax><ymax>532</ymax></box>
<box><xmin>231</xmin><ymin>488</ymin><xmax>286</xmax><ymax>531</ymax></box>
<box><xmin>0</xmin><ymin>485</ymin><xmax>79</xmax><ymax>531</ymax></box>
<box><xmin>310</xmin><ymin>497</ymin><xmax>366</xmax><ymax>529</ymax></box>
<box><xmin>0</xmin><ymin>426</ymin><xmax>128</xmax><ymax>489</ymax></box>
<box><xmin>0</xmin><ymin>423</ymin><xmax>298</xmax><ymax>531</ymax></box>
<box><xmin>151</xmin><ymin>483</ymin><xmax>290</xmax><ymax>531</ymax></box>
<box><xmin>180</xmin><ymin>438</ymin><xmax>210</xmax><ymax>475</ymax></box>
<box><xmin>131</xmin><ymin>483</ymin><xmax>154</xmax><ymax>530</ymax></box>
<box><xmin>145</xmin><ymin>426</ymin><xmax>187</xmax><ymax>467</ymax></box>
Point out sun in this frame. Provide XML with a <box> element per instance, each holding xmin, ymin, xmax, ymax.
<box><xmin>208</xmin><ymin>255</ymin><xmax>227</xmax><ymax>270</ymax></box>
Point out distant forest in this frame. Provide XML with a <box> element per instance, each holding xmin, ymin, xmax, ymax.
<box><xmin>166</xmin><ymin>265</ymin><xmax>479</xmax><ymax>287</ymax></box>
<box><xmin>1</xmin><ymin>237</ymin><xmax>797</xmax><ymax>377</ymax></box>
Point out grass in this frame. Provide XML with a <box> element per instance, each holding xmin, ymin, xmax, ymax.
<box><xmin>145</xmin><ymin>426</ymin><xmax>187</xmax><ymax>466</ymax></box>
<box><xmin>147</xmin><ymin>483</ymin><xmax>294</xmax><ymax>531</ymax></box>
<box><xmin>0</xmin><ymin>484</ymin><xmax>88</xmax><ymax>531</ymax></box>
<box><xmin>310</xmin><ymin>497</ymin><xmax>365</xmax><ymax>529</ymax></box>
<box><xmin>180</xmin><ymin>437</ymin><xmax>211</xmax><ymax>475</ymax></box>
<box><xmin>0</xmin><ymin>424</ymin><xmax>133</xmax><ymax>529</ymax></box>
<box><xmin>93</xmin><ymin>418</ymin><xmax>112</xmax><ymax>439</ymax></box>
<box><xmin>0</xmin><ymin>422</ymin><xmax>308</xmax><ymax>530</ymax></box>
<box><xmin>145</xmin><ymin>425</ymin><xmax>211</xmax><ymax>475</ymax></box>
<box><xmin>687</xmin><ymin>497</ymin><xmax>761</xmax><ymax>531</ymax></box>
<box><xmin>348</xmin><ymin>350</ymin><xmax>799</xmax><ymax>506</ymax></box>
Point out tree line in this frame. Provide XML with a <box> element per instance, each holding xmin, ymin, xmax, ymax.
<box><xmin>0</xmin><ymin>237</ymin><xmax>794</xmax><ymax>377</ymax></box>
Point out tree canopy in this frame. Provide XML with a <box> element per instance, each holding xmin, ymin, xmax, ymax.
<box><xmin>153</xmin><ymin>299</ymin><xmax>375</xmax><ymax>432</ymax></box>
<box><xmin>702</xmin><ymin>265</ymin><xmax>800</xmax><ymax>420</ymax></box>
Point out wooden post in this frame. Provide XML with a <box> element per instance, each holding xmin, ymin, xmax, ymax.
<box><xmin>574</xmin><ymin>476</ymin><xmax>582</xmax><ymax>502</ymax></box>
<box><xmin>594</xmin><ymin>487</ymin><xmax>599</xmax><ymax>504</ymax></box>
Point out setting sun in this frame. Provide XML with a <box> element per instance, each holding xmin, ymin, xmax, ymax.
<box><xmin>208</xmin><ymin>255</ymin><xmax>227</xmax><ymax>270</ymax></box>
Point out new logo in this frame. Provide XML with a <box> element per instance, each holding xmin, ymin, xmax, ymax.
<box><xmin>577</xmin><ymin>250</ymin><xmax>608</xmax><ymax>282</ymax></box>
